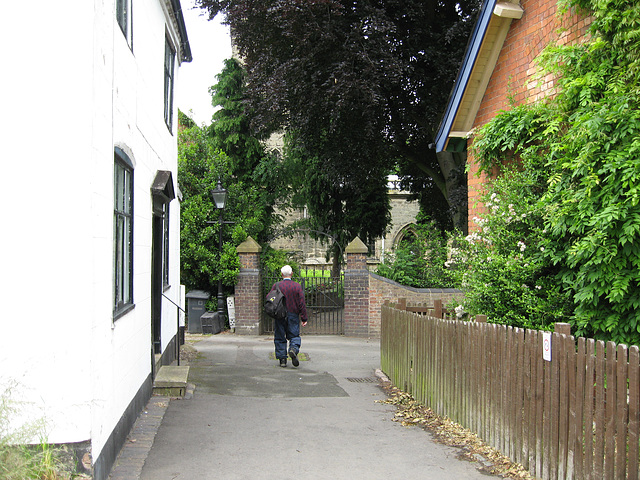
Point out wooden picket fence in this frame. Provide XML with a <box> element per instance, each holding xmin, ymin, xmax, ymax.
<box><xmin>381</xmin><ymin>304</ymin><xmax>640</xmax><ymax>480</ymax></box>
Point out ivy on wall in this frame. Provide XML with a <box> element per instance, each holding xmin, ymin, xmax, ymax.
<box><xmin>457</xmin><ymin>0</ymin><xmax>640</xmax><ymax>345</ymax></box>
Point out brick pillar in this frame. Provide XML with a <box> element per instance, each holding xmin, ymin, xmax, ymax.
<box><xmin>344</xmin><ymin>237</ymin><xmax>370</xmax><ymax>337</ymax></box>
<box><xmin>235</xmin><ymin>237</ymin><xmax>262</xmax><ymax>335</ymax></box>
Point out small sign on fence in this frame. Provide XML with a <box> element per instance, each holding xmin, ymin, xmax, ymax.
<box><xmin>542</xmin><ymin>331</ymin><xmax>552</xmax><ymax>362</ymax></box>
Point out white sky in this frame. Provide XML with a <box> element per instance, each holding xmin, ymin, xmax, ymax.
<box><xmin>177</xmin><ymin>0</ymin><xmax>232</xmax><ymax>126</ymax></box>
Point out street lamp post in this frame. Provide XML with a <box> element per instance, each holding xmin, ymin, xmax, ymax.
<box><xmin>210</xmin><ymin>179</ymin><xmax>228</xmax><ymax>324</ymax></box>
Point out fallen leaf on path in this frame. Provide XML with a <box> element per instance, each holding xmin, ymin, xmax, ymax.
<box><xmin>377</xmin><ymin>383</ymin><xmax>534</xmax><ymax>479</ymax></box>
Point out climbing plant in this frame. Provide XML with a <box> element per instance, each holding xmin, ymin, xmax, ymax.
<box><xmin>461</xmin><ymin>0</ymin><xmax>640</xmax><ymax>345</ymax></box>
<box><xmin>448</xmin><ymin>156</ymin><xmax>574</xmax><ymax>330</ymax></box>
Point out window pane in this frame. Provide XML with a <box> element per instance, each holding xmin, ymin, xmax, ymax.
<box><xmin>123</xmin><ymin>215</ymin><xmax>131</xmax><ymax>303</ymax></box>
<box><xmin>163</xmin><ymin>204</ymin><xmax>170</xmax><ymax>286</ymax></box>
<box><xmin>115</xmin><ymin>165</ymin><xmax>124</xmax><ymax>212</ymax></box>
<box><xmin>115</xmin><ymin>216</ymin><xmax>125</xmax><ymax>305</ymax></box>
<box><xmin>117</xmin><ymin>0</ymin><xmax>132</xmax><ymax>43</ymax></box>
<box><xmin>124</xmin><ymin>168</ymin><xmax>132</xmax><ymax>214</ymax></box>
<box><xmin>164</xmin><ymin>37</ymin><xmax>175</xmax><ymax>128</ymax></box>
<box><xmin>116</xmin><ymin>0</ymin><xmax>125</xmax><ymax>33</ymax></box>
<box><xmin>114</xmin><ymin>151</ymin><xmax>134</xmax><ymax>315</ymax></box>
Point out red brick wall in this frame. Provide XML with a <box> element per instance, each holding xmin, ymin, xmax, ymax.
<box><xmin>369</xmin><ymin>274</ymin><xmax>465</xmax><ymax>336</ymax></box>
<box><xmin>467</xmin><ymin>0</ymin><xmax>591</xmax><ymax>231</ymax></box>
<box><xmin>344</xmin><ymin>253</ymin><xmax>370</xmax><ymax>337</ymax></box>
<box><xmin>233</xmin><ymin>245</ymin><xmax>464</xmax><ymax>338</ymax></box>
<box><xmin>235</xmin><ymin>252</ymin><xmax>262</xmax><ymax>334</ymax></box>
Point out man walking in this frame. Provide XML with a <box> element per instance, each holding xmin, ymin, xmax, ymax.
<box><xmin>271</xmin><ymin>265</ymin><xmax>307</xmax><ymax>367</ymax></box>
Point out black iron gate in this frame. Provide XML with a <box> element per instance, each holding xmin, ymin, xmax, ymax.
<box><xmin>262</xmin><ymin>267</ymin><xmax>344</xmax><ymax>335</ymax></box>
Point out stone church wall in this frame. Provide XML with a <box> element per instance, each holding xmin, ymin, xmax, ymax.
<box><xmin>269</xmin><ymin>180</ymin><xmax>420</xmax><ymax>266</ymax></box>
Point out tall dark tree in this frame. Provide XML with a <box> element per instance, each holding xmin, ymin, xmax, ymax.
<box><xmin>197</xmin><ymin>0</ymin><xmax>479</xmax><ymax>234</ymax></box>
<box><xmin>209</xmin><ymin>58</ymin><xmax>266</xmax><ymax>183</ymax></box>
<box><xmin>208</xmin><ymin>57</ymin><xmax>288</xmax><ymax>244</ymax></box>
<box><xmin>284</xmin><ymin>136</ymin><xmax>391</xmax><ymax>271</ymax></box>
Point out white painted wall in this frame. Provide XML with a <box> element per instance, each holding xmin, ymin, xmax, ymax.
<box><xmin>1</xmin><ymin>0</ymin><xmax>184</xmax><ymax>464</ymax></box>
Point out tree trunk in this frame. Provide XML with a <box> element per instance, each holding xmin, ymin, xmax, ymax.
<box><xmin>332</xmin><ymin>244</ymin><xmax>341</xmax><ymax>278</ymax></box>
<box><xmin>436</xmin><ymin>150</ymin><xmax>468</xmax><ymax>235</ymax></box>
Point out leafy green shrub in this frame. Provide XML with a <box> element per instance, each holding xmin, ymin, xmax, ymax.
<box><xmin>260</xmin><ymin>247</ymin><xmax>301</xmax><ymax>279</ymax></box>
<box><xmin>179</xmin><ymin>119</ymin><xmax>277</xmax><ymax>295</ymax></box>
<box><xmin>448</xmin><ymin>160</ymin><xmax>573</xmax><ymax>330</ymax></box>
<box><xmin>376</xmin><ymin>214</ymin><xmax>456</xmax><ymax>288</ymax></box>
<box><xmin>455</xmin><ymin>0</ymin><xmax>640</xmax><ymax>345</ymax></box>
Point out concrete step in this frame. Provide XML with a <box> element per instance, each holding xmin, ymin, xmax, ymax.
<box><xmin>153</xmin><ymin>365</ymin><xmax>190</xmax><ymax>397</ymax></box>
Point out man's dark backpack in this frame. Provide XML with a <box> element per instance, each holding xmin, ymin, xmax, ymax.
<box><xmin>265</xmin><ymin>282</ymin><xmax>287</xmax><ymax>320</ymax></box>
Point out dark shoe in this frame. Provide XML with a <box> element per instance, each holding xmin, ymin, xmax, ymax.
<box><xmin>289</xmin><ymin>349</ymin><xmax>299</xmax><ymax>367</ymax></box>
<box><xmin>279</xmin><ymin>358</ymin><xmax>287</xmax><ymax>368</ymax></box>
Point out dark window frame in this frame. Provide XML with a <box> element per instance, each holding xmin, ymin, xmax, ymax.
<box><xmin>164</xmin><ymin>35</ymin><xmax>176</xmax><ymax>131</ymax></box>
<box><xmin>163</xmin><ymin>203</ymin><xmax>170</xmax><ymax>289</ymax></box>
<box><xmin>114</xmin><ymin>148</ymin><xmax>135</xmax><ymax>319</ymax></box>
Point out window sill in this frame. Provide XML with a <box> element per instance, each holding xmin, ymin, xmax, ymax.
<box><xmin>113</xmin><ymin>303</ymin><xmax>135</xmax><ymax>321</ymax></box>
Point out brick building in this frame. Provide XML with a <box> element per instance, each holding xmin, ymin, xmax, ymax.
<box><xmin>434</xmin><ymin>0</ymin><xmax>591</xmax><ymax>232</ymax></box>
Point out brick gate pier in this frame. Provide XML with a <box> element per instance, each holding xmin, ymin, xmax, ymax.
<box><xmin>233</xmin><ymin>236</ymin><xmax>463</xmax><ymax>338</ymax></box>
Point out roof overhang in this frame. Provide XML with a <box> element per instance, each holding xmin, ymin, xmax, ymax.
<box><xmin>166</xmin><ymin>0</ymin><xmax>193</xmax><ymax>63</ymax></box>
<box><xmin>434</xmin><ymin>0</ymin><xmax>523</xmax><ymax>152</ymax></box>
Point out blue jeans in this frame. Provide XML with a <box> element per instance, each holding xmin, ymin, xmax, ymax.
<box><xmin>274</xmin><ymin>312</ymin><xmax>301</xmax><ymax>359</ymax></box>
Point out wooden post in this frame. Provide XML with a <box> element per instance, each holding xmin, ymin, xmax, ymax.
<box><xmin>397</xmin><ymin>298</ymin><xmax>407</xmax><ymax>311</ymax></box>
<box><xmin>475</xmin><ymin>315</ymin><xmax>487</xmax><ymax>323</ymax></box>
<box><xmin>434</xmin><ymin>298</ymin><xmax>442</xmax><ymax>318</ymax></box>
<box><xmin>555</xmin><ymin>323</ymin><xmax>571</xmax><ymax>335</ymax></box>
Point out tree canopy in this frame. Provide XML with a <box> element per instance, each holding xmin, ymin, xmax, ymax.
<box><xmin>178</xmin><ymin>57</ymin><xmax>286</xmax><ymax>294</ymax></box>
<box><xmin>196</xmin><ymin>0</ymin><xmax>480</xmax><ymax>233</ymax></box>
<box><xmin>178</xmin><ymin>114</ymin><xmax>241</xmax><ymax>294</ymax></box>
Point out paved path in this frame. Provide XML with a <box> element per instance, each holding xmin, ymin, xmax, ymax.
<box><xmin>111</xmin><ymin>334</ymin><xmax>497</xmax><ymax>480</ymax></box>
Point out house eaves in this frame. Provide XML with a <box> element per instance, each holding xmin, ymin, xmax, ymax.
<box><xmin>167</xmin><ymin>0</ymin><xmax>193</xmax><ymax>63</ymax></box>
<box><xmin>434</xmin><ymin>0</ymin><xmax>523</xmax><ymax>152</ymax></box>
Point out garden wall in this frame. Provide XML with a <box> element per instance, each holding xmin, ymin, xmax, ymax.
<box><xmin>368</xmin><ymin>272</ymin><xmax>464</xmax><ymax>337</ymax></box>
<box><xmin>234</xmin><ymin>236</ymin><xmax>464</xmax><ymax>338</ymax></box>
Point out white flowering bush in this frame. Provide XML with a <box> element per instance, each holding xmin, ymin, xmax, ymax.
<box><xmin>454</xmin><ymin>304</ymin><xmax>466</xmax><ymax>319</ymax></box>
<box><xmin>448</xmin><ymin>165</ymin><xmax>573</xmax><ymax>330</ymax></box>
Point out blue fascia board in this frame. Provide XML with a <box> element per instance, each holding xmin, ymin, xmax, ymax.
<box><xmin>434</xmin><ymin>0</ymin><xmax>496</xmax><ymax>152</ymax></box>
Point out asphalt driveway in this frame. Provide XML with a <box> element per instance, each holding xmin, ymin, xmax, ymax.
<box><xmin>130</xmin><ymin>334</ymin><xmax>498</xmax><ymax>480</ymax></box>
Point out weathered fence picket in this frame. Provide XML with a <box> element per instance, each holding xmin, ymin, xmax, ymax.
<box><xmin>380</xmin><ymin>304</ymin><xmax>640</xmax><ymax>480</ymax></box>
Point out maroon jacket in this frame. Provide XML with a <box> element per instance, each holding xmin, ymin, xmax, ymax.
<box><xmin>271</xmin><ymin>278</ymin><xmax>307</xmax><ymax>322</ymax></box>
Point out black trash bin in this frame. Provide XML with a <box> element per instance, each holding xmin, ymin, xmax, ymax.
<box><xmin>186</xmin><ymin>290</ymin><xmax>210</xmax><ymax>333</ymax></box>
<box><xmin>200</xmin><ymin>311</ymin><xmax>223</xmax><ymax>334</ymax></box>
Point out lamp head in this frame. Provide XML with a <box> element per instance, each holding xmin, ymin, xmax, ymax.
<box><xmin>211</xmin><ymin>179</ymin><xmax>228</xmax><ymax>209</ymax></box>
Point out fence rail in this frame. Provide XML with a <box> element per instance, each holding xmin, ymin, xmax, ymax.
<box><xmin>381</xmin><ymin>304</ymin><xmax>640</xmax><ymax>480</ymax></box>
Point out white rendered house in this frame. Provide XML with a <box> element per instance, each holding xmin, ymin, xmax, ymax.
<box><xmin>1</xmin><ymin>0</ymin><xmax>191</xmax><ymax>478</ymax></box>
